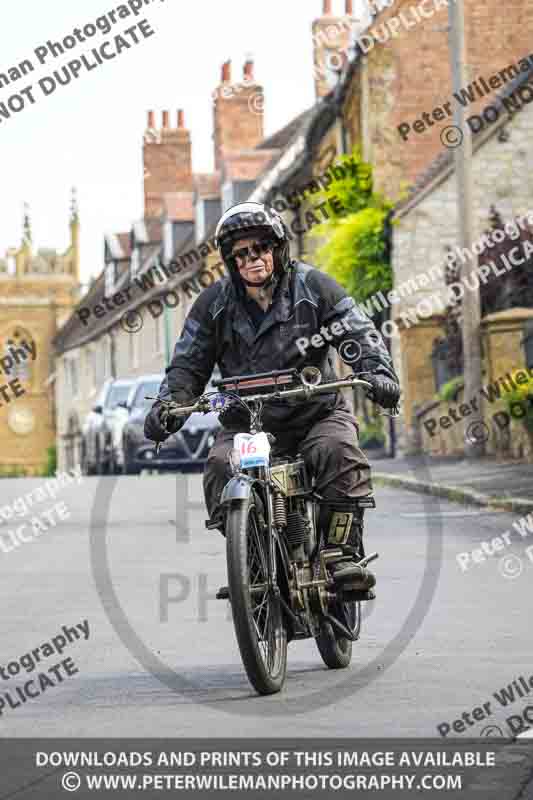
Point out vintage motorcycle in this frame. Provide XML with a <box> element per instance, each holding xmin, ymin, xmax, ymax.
<box><xmin>153</xmin><ymin>368</ymin><xmax>379</xmax><ymax>696</ymax></box>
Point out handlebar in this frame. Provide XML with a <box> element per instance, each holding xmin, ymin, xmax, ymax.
<box><xmin>160</xmin><ymin>377</ymin><xmax>374</xmax><ymax>418</ymax></box>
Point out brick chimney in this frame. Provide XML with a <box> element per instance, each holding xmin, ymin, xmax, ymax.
<box><xmin>212</xmin><ymin>59</ymin><xmax>264</xmax><ymax>170</ymax></box>
<box><xmin>312</xmin><ymin>1</ymin><xmax>356</xmax><ymax>99</ymax></box>
<box><xmin>143</xmin><ymin>109</ymin><xmax>193</xmax><ymax>218</ymax></box>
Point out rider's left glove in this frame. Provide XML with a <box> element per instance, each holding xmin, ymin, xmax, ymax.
<box><xmin>144</xmin><ymin>401</ymin><xmax>184</xmax><ymax>442</ymax></box>
<box><xmin>366</xmin><ymin>375</ymin><xmax>401</xmax><ymax>410</ymax></box>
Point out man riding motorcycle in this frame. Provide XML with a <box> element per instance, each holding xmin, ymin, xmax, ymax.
<box><xmin>145</xmin><ymin>202</ymin><xmax>400</xmax><ymax>594</ymax></box>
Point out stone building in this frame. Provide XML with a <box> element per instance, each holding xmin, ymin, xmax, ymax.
<box><xmin>390</xmin><ymin>71</ymin><xmax>533</xmax><ymax>457</ymax></box>
<box><xmin>0</xmin><ymin>198</ymin><xmax>80</xmax><ymax>474</ymax></box>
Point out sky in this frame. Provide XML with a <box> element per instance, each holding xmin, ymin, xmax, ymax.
<box><xmin>0</xmin><ymin>0</ymin><xmax>367</xmax><ymax>287</ymax></box>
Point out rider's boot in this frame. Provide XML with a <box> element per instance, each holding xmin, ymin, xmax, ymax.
<box><xmin>319</xmin><ymin>496</ymin><xmax>376</xmax><ymax>595</ymax></box>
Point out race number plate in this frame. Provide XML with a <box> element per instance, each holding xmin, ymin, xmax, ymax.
<box><xmin>234</xmin><ymin>433</ymin><xmax>271</xmax><ymax>468</ymax></box>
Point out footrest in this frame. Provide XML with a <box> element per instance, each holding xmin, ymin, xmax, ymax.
<box><xmin>342</xmin><ymin>588</ymin><xmax>376</xmax><ymax>602</ymax></box>
<box><xmin>216</xmin><ymin>586</ymin><xmax>230</xmax><ymax>600</ymax></box>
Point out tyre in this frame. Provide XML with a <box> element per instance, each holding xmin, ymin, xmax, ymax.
<box><xmin>122</xmin><ymin>447</ymin><xmax>140</xmax><ymax>475</ymax></box>
<box><xmin>226</xmin><ymin>492</ymin><xmax>287</xmax><ymax>695</ymax></box>
<box><xmin>315</xmin><ymin>599</ymin><xmax>361</xmax><ymax>669</ymax></box>
<box><xmin>81</xmin><ymin>443</ymin><xmax>96</xmax><ymax>476</ymax></box>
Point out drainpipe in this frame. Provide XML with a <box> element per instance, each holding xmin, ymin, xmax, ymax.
<box><xmin>164</xmin><ymin>303</ymin><xmax>172</xmax><ymax>365</ymax></box>
<box><xmin>384</xmin><ymin>209</ymin><xmax>396</xmax><ymax>459</ymax></box>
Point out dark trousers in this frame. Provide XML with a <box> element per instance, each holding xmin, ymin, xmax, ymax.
<box><xmin>203</xmin><ymin>408</ymin><xmax>372</xmax><ymax>518</ymax></box>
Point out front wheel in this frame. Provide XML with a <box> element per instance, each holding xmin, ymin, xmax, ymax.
<box><xmin>226</xmin><ymin>493</ymin><xmax>287</xmax><ymax>695</ymax></box>
<box><xmin>315</xmin><ymin>600</ymin><xmax>361</xmax><ymax>669</ymax></box>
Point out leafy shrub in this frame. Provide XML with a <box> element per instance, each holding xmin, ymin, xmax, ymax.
<box><xmin>359</xmin><ymin>419</ymin><xmax>386</xmax><ymax>449</ymax></box>
<box><xmin>501</xmin><ymin>370</ymin><xmax>533</xmax><ymax>433</ymax></box>
<box><xmin>439</xmin><ymin>376</ymin><xmax>465</xmax><ymax>403</ymax></box>
<box><xmin>44</xmin><ymin>446</ymin><xmax>57</xmax><ymax>477</ymax></box>
<box><xmin>308</xmin><ymin>148</ymin><xmax>394</xmax><ymax>306</ymax></box>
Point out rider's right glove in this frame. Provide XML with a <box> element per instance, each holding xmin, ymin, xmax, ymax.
<box><xmin>144</xmin><ymin>401</ymin><xmax>184</xmax><ymax>443</ymax></box>
<box><xmin>365</xmin><ymin>375</ymin><xmax>401</xmax><ymax>410</ymax></box>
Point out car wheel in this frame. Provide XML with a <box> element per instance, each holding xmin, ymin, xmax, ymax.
<box><xmin>122</xmin><ymin>443</ymin><xmax>140</xmax><ymax>476</ymax></box>
<box><xmin>95</xmin><ymin>441</ymin><xmax>106</xmax><ymax>475</ymax></box>
<box><xmin>82</xmin><ymin>443</ymin><xmax>96</xmax><ymax>476</ymax></box>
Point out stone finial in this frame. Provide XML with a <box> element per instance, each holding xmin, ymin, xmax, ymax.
<box><xmin>22</xmin><ymin>202</ymin><xmax>32</xmax><ymax>246</ymax></box>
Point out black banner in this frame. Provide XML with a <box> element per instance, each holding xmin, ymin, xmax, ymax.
<box><xmin>0</xmin><ymin>739</ymin><xmax>532</xmax><ymax>798</ymax></box>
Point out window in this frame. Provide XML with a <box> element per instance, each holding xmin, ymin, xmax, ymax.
<box><xmin>65</xmin><ymin>357</ymin><xmax>78</xmax><ymax>397</ymax></box>
<box><xmin>195</xmin><ymin>199</ymin><xmax>206</xmax><ymax>243</ymax></box>
<box><xmin>524</xmin><ymin>321</ymin><xmax>533</xmax><ymax>369</ymax></box>
<box><xmin>130</xmin><ymin>248</ymin><xmax>140</xmax><ymax>279</ymax></box>
<box><xmin>1</xmin><ymin>328</ymin><xmax>35</xmax><ymax>387</ymax></box>
<box><xmin>221</xmin><ymin>183</ymin><xmax>234</xmax><ymax>213</ymax></box>
<box><xmin>87</xmin><ymin>347</ymin><xmax>97</xmax><ymax>389</ymax></box>
<box><xmin>129</xmin><ymin>332</ymin><xmax>139</xmax><ymax>369</ymax></box>
<box><xmin>105</xmin><ymin>261</ymin><xmax>116</xmax><ymax>297</ymax></box>
<box><xmin>132</xmin><ymin>380</ymin><xmax>162</xmax><ymax>410</ymax></box>
<box><xmin>154</xmin><ymin>311</ymin><xmax>163</xmax><ymax>354</ymax></box>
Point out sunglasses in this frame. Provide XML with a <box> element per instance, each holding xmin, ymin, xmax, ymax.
<box><xmin>231</xmin><ymin>240</ymin><xmax>274</xmax><ymax>265</ymax></box>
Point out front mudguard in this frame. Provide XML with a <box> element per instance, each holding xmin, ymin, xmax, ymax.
<box><xmin>219</xmin><ymin>474</ymin><xmax>260</xmax><ymax>506</ymax></box>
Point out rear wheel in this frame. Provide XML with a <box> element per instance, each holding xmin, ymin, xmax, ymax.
<box><xmin>226</xmin><ymin>493</ymin><xmax>287</xmax><ymax>695</ymax></box>
<box><xmin>315</xmin><ymin>599</ymin><xmax>361</xmax><ymax>669</ymax></box>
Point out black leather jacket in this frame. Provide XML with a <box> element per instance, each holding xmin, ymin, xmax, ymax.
<box><xmin>158</xmin><ymin>260</ymin><xmax>399</xmax><ymax>434</ymax></box>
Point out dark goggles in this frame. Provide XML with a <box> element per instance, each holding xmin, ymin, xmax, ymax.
<box><xmin>231</xmin><ymin>239</ymin><xmax>274</xmax><ymax>265</ymax></box>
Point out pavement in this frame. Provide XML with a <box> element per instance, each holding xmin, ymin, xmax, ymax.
<box><xmin>373</xmin><ymin>454</ymin><xmax>533</xmax><ymax>513</ymax></box>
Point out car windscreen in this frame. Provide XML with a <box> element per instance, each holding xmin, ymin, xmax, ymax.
<box><xmin>132</xmin><ymin>381</ymin><xmax>162</xmax><ymax>410</ymax></box>
<box><xmin>106</xmin><ymin>384</ymin><xmax>132</xmax><ymax>408</ymax></box>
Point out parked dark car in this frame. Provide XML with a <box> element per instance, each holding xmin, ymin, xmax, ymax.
<box><xmin>82</xmin><ymin>378</ymin><xmax>135</xmax><ymax>475</ymax></box>
<box><xmin>120</xmin><ymin>373</ymin><xmax>221</xmax><ymax>474</ymax></box>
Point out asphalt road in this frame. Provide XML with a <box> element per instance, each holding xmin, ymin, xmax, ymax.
<box><xmin>0</xmin><ymin>470</ymin><xmax>531</xmax><ymax>738</ymax></box>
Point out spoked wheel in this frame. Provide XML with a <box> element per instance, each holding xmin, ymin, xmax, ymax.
<box><xmin>315</xmin><ymin>598</ymin><xmax>361</xmax><ymax>669</ymax></box>
<box><xmin>226</xmin><ymin>492</ymin><xmax>287</xmax><ymax>695</ymax></box>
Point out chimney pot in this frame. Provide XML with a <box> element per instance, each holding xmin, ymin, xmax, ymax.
<box><xmin>323</xmin><ymin>0</ymin><xmax>333</xmax><ymax>15</ymax></box>
<box><xmin>345</xmin><ymin>0</ymin><xmax>353</xmax><ymax>14</ymax></box>
<box><xmin>147</xmin><ymin>110</ymin><xmax>155</xmax><ymax>129</ymax></box>
<box><xmin>162</xmin><ymin>110</ymin><xmax>170</xmax><ymax>128</ymax></box>
<box><xmin>177</xmin><ymin>109</ymin><xmax>185</xmax><ymax>128</ymax></box>
<box><xmin>243</xmin><ymin>59</ymin><xmax>254</xmax><ymax>80</ymax></box>
<box><xmin>221</xmin><ymin>60</ymin><xmax>231</xmax><ymax>83</ymax></box>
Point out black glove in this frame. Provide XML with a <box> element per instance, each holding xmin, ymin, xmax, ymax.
<box><xmin>144</xmin><ymin>401</ymin><xmax>184</xmax><ymax>442</ymax></box>
<box><xmin>366</xmin><ymin>375</ymin><xmax>401</xmax><ymax>410</ymax></box>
